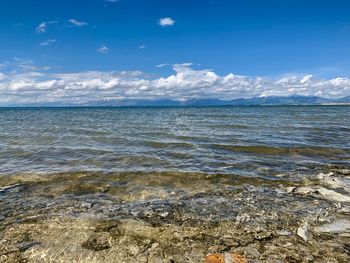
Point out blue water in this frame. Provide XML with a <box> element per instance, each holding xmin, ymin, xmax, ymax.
<box><xmin>0</xmin><ymin>106</ymin><xmax>349</xmax><ymax>179</ymax></box>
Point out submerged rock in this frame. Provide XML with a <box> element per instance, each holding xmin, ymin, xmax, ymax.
<box><xmin>314</xmin><ymin>219</ymin><xmax>350</xmax><ymax>234</ymax></box>
<box><xmin>316</xmin><ymin>172</ymin><xmax>349</xmax><ymax>191</ymax></box>
<box><xmin>289</xmin><ymin>185</ymin><xmax>350</xmax><ymax>203</ymax></box>
<box><xmin>316</xmin><ymin>187</ymin><xmax>350</xmax><ymax>203</ymax></box>
<box><xmin>82</xmin><ymin>232</ymin><xmax>111</xmax><ymax>251</ymax></box>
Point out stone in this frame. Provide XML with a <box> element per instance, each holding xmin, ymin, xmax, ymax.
<box><xmin>205</xmin><ymin>253</ymin><xmax>225</xmax><ymax>263</ymax></box>
<box><xmin>245</xmin><ymin>247</ymin><xmax>260</xmax><ymax>258</ymax></box>
<box><xmin>316</xmin><ymin>172</ymin><xmax>349</xmax><ymax>191</ymax></box>
<box><xmin>292</xmin><ymin>186</ymin><xmax>350</xmax><ymax>203</ymax></box>
<box><xmin>315</xmin><ymin>187</ymin><xmax>350</xmax><ymax>203</ymax></box>
<box><xmin>127</xmin><ymin>244</ymin><xmax>140</xmax><ymax>255</ymax></box>
<box><xmin>297</xmin><ymin>223</ymin><xmax>310</xmax><ymax>242</ymax></box>
<box><xmin>314</xmin><ymin>219</ymin><xmax>350</xmax><ymax>234</ymax></box>
<box><xmin>81</xmin><ymin>233</ymin><xmax>111</xmax><ymax>251</ymax></box>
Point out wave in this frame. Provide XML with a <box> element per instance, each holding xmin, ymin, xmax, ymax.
<box><xmin>211</xmin><ymin>144</ymin><xmax>349</xmax><ymax>156</ymax></box>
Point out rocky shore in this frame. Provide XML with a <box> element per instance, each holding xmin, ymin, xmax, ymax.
<box><xmin>0</xmin><ymin>170</ymin><xmax>349</xmax><ymax>262</ymax></box>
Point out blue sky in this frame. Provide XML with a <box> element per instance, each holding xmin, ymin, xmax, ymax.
<box><xmin>0</xmin><ymin>0</ymin><xmax>350</xmax><ymax>104</ymax></box>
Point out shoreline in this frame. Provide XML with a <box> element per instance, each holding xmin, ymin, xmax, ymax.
<box><xmin>1</xmin><ymin>170</ymin><xmax>349</xmax><ymax>262</ymax></box>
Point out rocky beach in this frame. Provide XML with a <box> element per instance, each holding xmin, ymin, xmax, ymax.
<box><xmin>1</xmin><ymin>167</ymin><xmax>349</xmax><ymax>262</ymax></box>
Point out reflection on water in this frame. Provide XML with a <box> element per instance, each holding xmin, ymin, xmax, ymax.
<box><xmin>0</xmin><ymin>106</ymin><xmax>349</xmax><ymax>179</ymax></box>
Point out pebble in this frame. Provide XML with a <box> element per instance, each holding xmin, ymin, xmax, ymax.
<box><xmin>297</xmin><ymin>223</ymin><xmax>310</xmax><ymax>242</ymax></box>
<box><xmin>127</xmin><ymin>244</ymin><xmax>140</xmax><ymax>255</ymax></box>
<box><xmin>245</xmin><ymin>247</ymin><xmax>260</xmax><ymax>258</ymax></box>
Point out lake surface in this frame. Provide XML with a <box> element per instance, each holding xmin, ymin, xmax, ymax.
<box><xmin>0</xmin><ymin>106</ymin><xmax>349</xmax><ymax>178</ymax></box>
<box><xmin>0</xmin><ymin>106</ymin><xmax>350</xmax><ymax>262</ymax></box>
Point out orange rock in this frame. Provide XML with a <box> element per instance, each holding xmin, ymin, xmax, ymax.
<box><xmin>205</xmin><ymin>253</ymin><xmax>224</xmax><ymax>263</ymax></box>
<box><xmin>205</xmin><ymin>253</ymin><xmax>248</xmax><ymax>263</ymax></box>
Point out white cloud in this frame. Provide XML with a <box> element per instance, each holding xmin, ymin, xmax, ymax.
<box><xmin>0</xmin><ymin>63</ymin><xmax>350</xmax><ymax>105</ymax></box>
<box><xmin>68</xmin><ymin>19</ymin><xmax>88</xmax><ymax>27</ymax></box>
<box><xmin>40</xmin><ymin>39</ymin><xmax>56</xmax><ymax>46</ymax></box>
<box><xmin>105</xmin><ymin>0</ymin><xmax>118</xmax><ymax>2</ymax></box>
<box><xmin>97</xmin><ymin>45</ymin><xmax>109</xmax><ymax>54</ymax></box>
<box><xmin>35</xmin><ymin>21</ymin><xmax>58</xmax><ymax>33</ymax></box>
<box><xmin>4</xmin><ymin>57</ymin><xmax>51</xmax><ymax>72</ymax></box>
<box><xmin>0</xmin><ymin>72</ymin><xmax>5</xmax><ymax>81</ymax></box>
<box><xmin>156</xmin><ymin>63</ymin><xmax>169</xmax><ymax>68</ymax></box>
<box><xmin>159</xmin><ymin>17</ymin><xmax>175</xmax><ymax>27</ymax></box>
<box><xmin>138</xmin><ymin>45</ymin><xmax>146</xmax><ymax>49</ymax></box>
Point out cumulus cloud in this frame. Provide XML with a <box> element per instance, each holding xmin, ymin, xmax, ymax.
<box><xmin>97</xmin><ymin>45</ymin><xmax>109</xmax><ymax>54</ymax></box>
<box><xmin>35</xmin><ymin>21</ymin><xmax>58</xmax><ymax>33</ymax></box>
<box><xmin>0</xmin><ymin>63</ymin><xmax>350</xmax><ymax>105</ymax></box>
<box><xmin>159</xmin><ymin>17</ymin><xmax>175</xmax><ymax>27</ymax></box>
<box><xmin>40</xmin><ymin>39</ymin><xmax>56</xmax><ymax>46</ymax></box>
<box><xmin>68</xmin><ymin>19</ymin><xmax>88</xmax><ymax>27</ymax></box>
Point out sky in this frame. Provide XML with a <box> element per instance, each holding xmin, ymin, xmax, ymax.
<box><xmin>0</xmin><ymin>0</ymin><xmax>350</xmax><ymax>105</ymax></box>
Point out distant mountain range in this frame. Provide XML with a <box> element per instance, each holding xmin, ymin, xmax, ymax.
<box><xmin>3</xmin><ymin>95</ymin><xmax>350</xmax><ymax>107</ymax></box>
<box><xmin>82</xmin><ymin>95</ymin><xmax>350</xmax><ymax>107</ymax></box>
<box><xmin>336</xmin><ymin>95</ymin><xmax>350</xmax><ymax>103</ymax></box>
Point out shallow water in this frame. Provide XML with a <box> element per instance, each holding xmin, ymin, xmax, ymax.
<box><xmin>0</xmin><ymin>106</ymin><xmax>350</xmax><ymax>262</ymax></box>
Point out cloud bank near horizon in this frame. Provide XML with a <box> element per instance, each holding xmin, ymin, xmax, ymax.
<box><xmin>0</xmin><ymin>62</ymin><xmax>349</xmax><ymax>105</ymax></box>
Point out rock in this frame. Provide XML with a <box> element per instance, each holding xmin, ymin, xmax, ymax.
<box><xmin>315</xmin><ymin>187</ymin><xmax>350</xmax><ymax>203</ymax></box>
<box><xmin>231</xmin><ymin>253</ymin><xmax>248</xmax><ymax>263</ymax></box>
<box><xmin>127</xmin><ymin>244</ymin><xmax>140</xmax><ymax>255</ymax></box>
<box><xmin>205</xmin><ymin>254</ymin><xmax>224</xmax><ymax>263</ymax></box>
<box><xmin>245</xmin><ymin>246</ymin><xmax>260</xmax><ymax>258</ymax></box>
<box><xmin>297</xmin><ymin>223</ymin><xmax>310</xmax><ymax>242</ymax></box>
<box><xmin>149</xmin><ymin>256</ymin><xmax>164</xmax><ymax>263</ymax></box>
<box><xmin>0</xmin><ymin>184</ymin><xmax>22</xmax><ymax>194</ymax></box>
<box><xmin>282</xmin><ymin>242</ymin><xmax>293</xmax><ymax>247</ymax></box>
<box><xmin>291</xmin><ymin>186</ymin><xmax>312</xmax><ymax>195</ymax></box>
<box><xmin>2</xmin><ymin>171</ymin><xmax>350</xmax><ymax>262</ymax></box>
<box><xmin>81</xmin><ymin>232</ymin><xmax>111</xmax><ymax>251</ymax></box>
<box><xmin>316</xmin><ymin>172</ymin><xmax>349</xmax><ymax>191</ymax></box>
<box><xmin>276</xmin><ymin>230</ymin><xmax>292</xmax><ymax>236</ymax></box>
<box><xmin>292</xmin><ymin>186</ymin><xmax>350</xmax><ymax>203</ymax></box>
<box><xmin>205</xmin><ymin>253</ymin><xmax>248</xmax><ymax>263</ymax></box>
<box><xmin>285</xmin><ymin>187</ymin><xmax>295</xmax><ymax>193</ymax></box>
<box><xmin>17</xmin><ymin>242</ymin><xmax>40</xmax><ymax>252</ymax></box>
<box><xmin>151</xmin><ymin>243</ymin><xmax>160</xmax><ymax>249</ymax></box>
<box><xmin>314</xmin><ymin>219</ymin><xmax>350</xmax><ymax>234</ymax></box>
<box><xmin>338</xmin><ymin>205</ymin><xmax>350</xmax><ymax>215</ymax></box>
